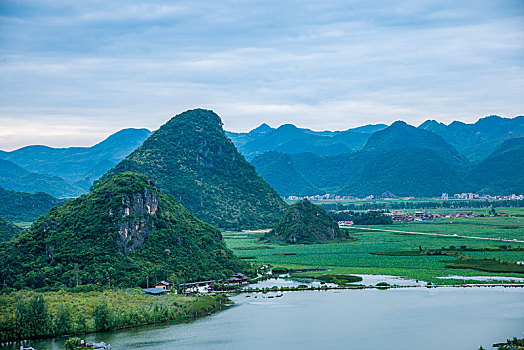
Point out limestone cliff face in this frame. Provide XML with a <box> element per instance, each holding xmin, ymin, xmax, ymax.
<box><xmin>116</xmin><ymin>186</ymin><xmax>159</xmax><ymax>254</ymax></box>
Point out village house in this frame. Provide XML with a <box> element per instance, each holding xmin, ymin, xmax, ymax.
<box><xmin>227</xmin><ymin>273</ymin><xmax>249</xmax><ymax>285</ymax></box>
<box><xmin>155</xmin><ymin>281</ymin><xmax>170</xmax><ymax>290</ymax></box>
<box><xmin>183</xmin><ymin>280</ymin><xmax>215</xmax><ymax>295</ymax></box>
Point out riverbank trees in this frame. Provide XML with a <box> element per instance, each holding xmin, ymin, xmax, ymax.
<box><xmin>0</xmin><ymin>289</ymin><xmax>228</xmax><ymax>343</ymax></box>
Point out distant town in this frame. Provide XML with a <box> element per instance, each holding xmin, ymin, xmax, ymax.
<box><xmin>285</xmin><ymin>193</ymin><xmax>524</xmax><ymax>202</ymax></box>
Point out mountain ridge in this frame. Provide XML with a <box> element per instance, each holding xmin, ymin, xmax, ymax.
<box><xmin>96</xmin><ymin>109</ymin><xmax>288</xmax><ymax>230</ymax></box>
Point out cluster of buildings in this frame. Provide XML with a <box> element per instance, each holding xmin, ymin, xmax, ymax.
<box><xmin>286</xmin><ymin>193</ymin><xmax>524</xmax><ymax>202</ymax></box>
<box><xmin>384</xmin><ymin>210</ymin><xmax>483</xmax><ymax>222</ymax></box>
<box><xmin>441</xmin><ymin>193</ymin><xmax>524</xmax><ymax>201</ymax></box>
<box><xmin>285</xmin><ymin>194</ymin><xmax>414</xmax><ymax>201</ymax></box>
<box><xmin>143</xmin><ymin>273</ymin><xmax>249</xmax><ymax>296</ymax></box>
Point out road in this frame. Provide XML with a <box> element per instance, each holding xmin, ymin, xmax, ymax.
<box><xmin>343</xmin><ymin>226</ymin><xmax>524</xmax><ymax>243</ymax></box>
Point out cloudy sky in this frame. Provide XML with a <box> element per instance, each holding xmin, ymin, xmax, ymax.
<box><xmin>0</xmin><ymin>0</ymin><xmax>523</xmax><ymax>150</ymax></box>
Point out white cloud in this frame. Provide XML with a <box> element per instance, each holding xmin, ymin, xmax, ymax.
<box><xmin>0</xmin><ymin>0</ymin><xmax>522</xmax><ymax>149</ymax></box>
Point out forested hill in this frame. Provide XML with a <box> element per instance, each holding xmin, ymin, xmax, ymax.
<box><xmin>0</xmin><ymin>172</ymin><xmax>246</xmax><ymax>290</ymax></box>
<box><xmin>96</xmin><ymin>109</ymin><xmax>288</xmax><ymax>230</ymax></box>
<box><xmin>364</xmin><ymin>121</ymin><xmax>465</xmax><ymax>167</ymax></box>
<box><xmin>0</xmin><ymin>159</ymin><xmax>85</xmax><ymax>198</ymax></box>
<box><xmin>0</xmin><ymin>217</ymin><xmax>21</xmax><ymax>243</ymax></box>
<box><xmin>262</xmin><ymin>199</ymin><xmax>343</xmax><ymax>244</ymax></box>
<box><xmin>467</xmin><ymin>137</ymin><xmax>524</xmax><ymax>195</ymax></box>
<box><xmin>0</xmin><ymin>186</ymin><xmax>66</xmax><ymax>223</ymax></box>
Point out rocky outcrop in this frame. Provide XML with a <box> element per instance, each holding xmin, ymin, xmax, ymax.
<box><xmin>117</xmin><ymin>186</ymin><xmax>159</xmax><ymax>254</ymax></box>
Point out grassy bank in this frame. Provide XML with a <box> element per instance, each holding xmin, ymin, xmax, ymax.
<box><xmin>0</xmin><ymin>289</ymin><xmax>228</xmax><ymax>343</ymax></box>
<box><xmin>224</xmin><ymin>216</ymin><xmax>524</xmax><ymax>284</ymax></box>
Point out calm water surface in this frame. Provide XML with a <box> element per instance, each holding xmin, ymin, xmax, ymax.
<box><xmin>6</xmin><ymin>287</ymin><xmax>524</xmax><ymax>350</ymax></box>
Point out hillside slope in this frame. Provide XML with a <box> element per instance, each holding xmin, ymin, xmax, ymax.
<box><xmin>0</xmin><ymin>172</ymin><xmax>246</xmax><ymax>290</ymax></box>
<box><xmin>468</xmin><ymin>137</ymin><xmax>524</xmax><ymax>194</ymax></box>
<box><xmin>0</xmin><ymin>186</ymin><xmax>66</xmax><ymax>223</ymax></box>
<box><xmin>0</xmin><ymin>217</ymin><xmax>21</xmax><ymax>243</ymax></box>
<box><xmin>251</xmin><ymin>122</ymin><xmax>468</xmax><ymax>197</ymax></box>
<box><xmin>262</xmin><ymin>199</ymin><xmax>343</xmax><ymax>244</ymax></box>
<box><xmin>250</xmin><ymin>151</ymin><xmax>323</xmax><ymax>196</ymax></box>
<box><xmin>96</xmin><ymin>109</ymin><xmax>287</xmax><ymax>230</ymax></box>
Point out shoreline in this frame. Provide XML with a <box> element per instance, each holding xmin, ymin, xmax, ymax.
<box><xmin>218</xmin><ymin>282</ymin><xmax>524</xmax><ymax>295</ymax></box>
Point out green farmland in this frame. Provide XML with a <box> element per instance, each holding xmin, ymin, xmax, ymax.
<box><xmin>224</xmin><ymin>215</ymin><xmax>524</xmax><ymax>284</ymax></box>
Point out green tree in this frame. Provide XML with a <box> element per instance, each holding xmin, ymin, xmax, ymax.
<box><xmin>64</xmin><ymin>337</ymin><xmax>81</xmax><ymax>350</ymax></box>
<box><xmin>16</xmin><ymin>295</ymin><xmax>51</xmax><ymax>339</ymax></box>
<box><xmin>15</xmin><ymin>297</ymin><xmax>30</xmax><ymax>339</ymax></box>
<box><xmin>93</xmin><ymin>300</ymin><xmax>112</xmax><ymax>331</ymax></box>
<box><xmin>53</xmin><ymin>303</ymin><xmax>73</xmax><ymax>335</ymax></box>
<box><xmin>74</xmin><ymin>313</ymin><xmax>87</xmax><ymax>334</ymax></box>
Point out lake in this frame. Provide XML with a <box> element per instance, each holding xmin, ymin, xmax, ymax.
<box><xmin>6</xmin><ymin>286</ymin><xmax>524</xmax><ymax>350</ymax></box>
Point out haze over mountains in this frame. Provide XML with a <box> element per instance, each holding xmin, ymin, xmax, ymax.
<box><xmin>249</xmin><ymin>116</ymin><xmax>523</xmax><ymax>197</ymax></box>
<box><xmin>0</xmin><ymin>113</ymin><xmax>522</xmax><ymax>203</ymax></box>
<box><xmin>226</xmin><ymin>123</ymin><xmax>387</xmax><ymax>160</ymax></box>
<box><xmin>0</xmin><ymin>128</ymin><xmax>151</xmax><ymax>197</ymax></box>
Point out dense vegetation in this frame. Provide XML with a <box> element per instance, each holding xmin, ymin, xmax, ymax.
<box><xmin>96</xmin><ymin>109</ymin><xmax>287</xmax><ymax>230</ymax></box>
<box><xmin>0</xmin><ymin>289</ymin><xmax>228</xmax><ymax>342</ymax></box>
<box><xmin>0</xmin><ymin>159</ymin><xmax>85</xmax><ymax>198</ymax></box>
<box><xmin>225</xmin><ymin>212</ymin><xmax>524</xmax><ymax>283</ymax></box>
<box><xmin>0</xmin><ymin>172</ymin><xmax>246</xmax><ymax>290</ymax></box>
<box><xmin>262</xmin><ymin>199</ymin><xmax>347</xmax><ymax>244</ymax></box>
<box><xmin>0</xmin><ymin>216</ymin><xmax>21</xmax><ymax>242</ymax></box>
<box><xmin>445</xmin><ymin>258</ymin><xmax>524</xmax><ymax>274</ymax></box>
<box><xmin>0</xmin><ymin>186</ymin><xmax>66</xmax><ymax>223</ymax></box>
<box><xmin>0</xmin><ymin>128</ymin><xmax>151</xmax><ymax>194</ymax></box>
<box><xmin>364</xmin><ymin>121</ymin><xmax>465</xmax><ymax>168</ymax></box>
<box><xmin>468</xmin><ymin>137</ymin><xmax>524</xmax><ymax>195</ymax></box>
<box><xmin>250</xmin><ymin>151</ymin><xmax>322</xmax><ymax>196</ymax></box>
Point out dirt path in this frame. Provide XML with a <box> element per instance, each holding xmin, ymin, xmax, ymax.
<box><xmin>344</xmin><ymin>226</ymin><xmax>524</xmax><ymax>243</ymax></box>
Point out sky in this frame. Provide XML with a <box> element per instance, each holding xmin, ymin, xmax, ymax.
<box><xmin>0</xmin><ymin>0</ymin><xmax>523</xmax><ymax>150</ymax></box>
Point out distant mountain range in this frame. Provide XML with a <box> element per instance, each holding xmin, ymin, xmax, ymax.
<box><xmin>419</xmin><ymin>115</ymin><xmax>524</xmax><ymax>162</ymax></box>
<box><xmin>226</xmin><ymin>123</ymin><xmax>387</xmax><ymax>160</ymax></box>
<box><xmin>252</xmin><ymin>119</ymin><xmax>524</xmax><ymax>197</ymax></box>
<box><xmin>0</xmin><ymin>114</ymin><xmax>522</xmax><ymax>199</ymax></box>
<box><xmin>0</xmin><ymin>128</ymin><xmax>151</xmax><ymax>197</ymax></box>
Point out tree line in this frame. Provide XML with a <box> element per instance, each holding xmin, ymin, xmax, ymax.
<box><xmin>1</xmin><ymin>292</ymin><xmax>228</xmax><ymax>343</ymax></box>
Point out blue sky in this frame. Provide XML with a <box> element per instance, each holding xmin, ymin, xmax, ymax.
<box><xmin>0</xmin><ymin>0</ymin><xmax>523</xmax><ymax>150</ymax></box>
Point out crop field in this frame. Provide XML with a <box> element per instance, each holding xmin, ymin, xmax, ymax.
<box><xmin>224</xmin><ymin>216</ymin><xmax>524</xmax><ymax>284</ymax></box>
<box><xmin>361</xmin><ymin>215</ymin><xmax>524</xmax><ymax>241</ymax></box>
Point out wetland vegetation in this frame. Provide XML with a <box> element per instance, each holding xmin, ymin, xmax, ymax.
<box><xmin>224</xmin><ymin>210</ymin><xmax>524</xmax><ymax>284</ymax></box>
